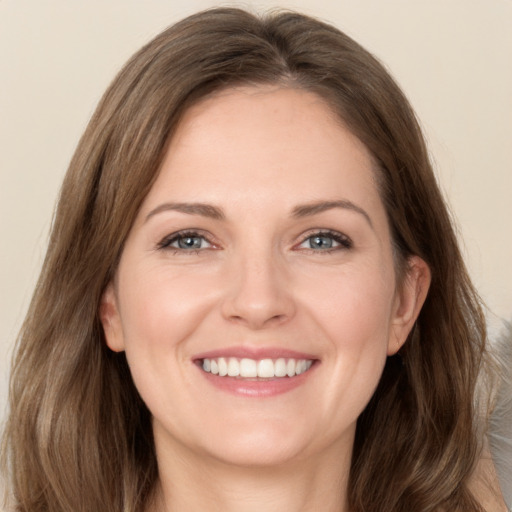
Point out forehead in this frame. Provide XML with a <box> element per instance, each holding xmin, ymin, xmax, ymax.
<box><xmin>140</xmin><ymin>86</ymin><xmax>384</xmax><ymax>223</ymax></box>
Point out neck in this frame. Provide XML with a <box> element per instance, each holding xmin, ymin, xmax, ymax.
<box><xmin>150</xmin><ymin>436</ymin><xmax>352</xmax><ymax>512</ymax></box>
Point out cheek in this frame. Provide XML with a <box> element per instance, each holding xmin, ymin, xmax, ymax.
<box><xmin>118</xmin><ymin>263</ymin><xmax>222</xmax><ymax>351</ymax></box>
<box><xmin>299</xmin><ymin>265</ymin><xmax>395</xmax><ymax>416</ymax></box>
<box><xmin>115</xmin><ymin>264</ymin><xmax>224</xmax><ymax>421</ymax></box>
<box><xmin>303</xmin><ymin>262</ymin><xmax>395</xmax><ymax>346</ymax></box>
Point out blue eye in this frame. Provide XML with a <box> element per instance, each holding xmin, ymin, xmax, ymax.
<box><xmin>158</xmin><ymin>232</ymin><xmax>212</xmax><ymax>251</ymax></box>
<box><xmin>175</xmin><ymin>235</ymin><xmax>206</xmax><ymax>249</ymax></box>
<box><xmin>298</xmin><ymin>231</ymin><xmax>352</xmax><ymax>251</ymax></box>
<box><xmin>306</xmin><ymin>234</ymin><xmax>336</xmax><ymax>250</ymax></box>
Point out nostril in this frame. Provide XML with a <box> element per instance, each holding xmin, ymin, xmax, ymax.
<box><xmin>220</xmin><ymin>271</ymin><xmax>296</xmax><ymax>328</ymax></box>
<box><xmin>226</xmin><ymin>311</ymin><xmax>290</xmax><ymax>329</ymax></box>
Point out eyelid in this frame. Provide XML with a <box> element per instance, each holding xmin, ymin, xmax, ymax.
<box><xmin>155</xmin><ymin>228</ymin><xmax>352</xmax><ymax>253</ymax></box>
<box><xmin>293</xmin><ymin>229</ymin><xmax>353</xmax><ymax>251</ymax></box>
<box><xmin>156</xmin><ymin>229</ymin><xmax>218</xmax><ymax>251</ymax></box>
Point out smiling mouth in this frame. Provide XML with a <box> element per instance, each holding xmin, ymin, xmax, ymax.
<box><xmin>199</xmin><ymin>357</ymin><xmax>315</xmax><ymax>379</ymax></box>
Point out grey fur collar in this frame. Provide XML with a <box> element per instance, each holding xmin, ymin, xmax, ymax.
<box><xmin>488</xmin><ymin>320</ymin><xmax>512</xmax><ymax>508</ymax></box>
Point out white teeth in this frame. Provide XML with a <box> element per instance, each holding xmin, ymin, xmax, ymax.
<box><xmin>257</xmin><ymin>359</ymin><xmax>275</xmax><ymax>378</ymax></box>
<box><xmin>218</xmin><ymin>357</ymin><xmax>228</xmax><ymax>376</ymax></box>
<box><xmin>240</xmin><ymin>358</ymin><xmax>257</xmax><ymax>377</ymax></box>
<box><xmin>227</xmin><ymin>358</ymin><xmax>240</xmax><ymax>377</ymax></box>
<box><xmin>200</xmin><ymin>357</ymin><xmax>314</xmax><ymax>379</ymax></box>
<box><xmin>286</xmin><ymin>359</ymin><xmax>296</xmax><ymax>377</ymax></box>
<box><xmin>274</xmin><ymin>358</ymin><xmax>287</xmax><ymax>377</ymax></box>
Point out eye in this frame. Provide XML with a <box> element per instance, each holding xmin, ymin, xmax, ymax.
<box><xmin>157</xmin><ymin>231</ymin><xmax>214</xmax><ymax>252</ymax></box>
<box><xmin>297</xmin><ymin>231</ymin><xmax>352</xmax><ymax>252</ymax></box>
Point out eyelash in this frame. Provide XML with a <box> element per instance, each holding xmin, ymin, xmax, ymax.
<box><xmin>156</xmin><ymin>229</ymin><xmax>353</xmax><ymax>254</ymax></box>
<box><xmin>156</xmin><ymin>230</ymin><xmax>215</xmax><ymax>254</ymax></box>
<box><xmin>296</xmin><ymin>230</ymin><xmax>353</xmax><ymax>253</ymax></box>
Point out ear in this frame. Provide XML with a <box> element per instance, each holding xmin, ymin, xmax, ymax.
<box><xmin>99</xmin><ymin>282</ymin><xmax>125</xmax><ymax>352</ymax></box>
<box><xmin>387</xmin><ymin>256</ymin><xmax>431</xmax><ymax>355</ymax></box>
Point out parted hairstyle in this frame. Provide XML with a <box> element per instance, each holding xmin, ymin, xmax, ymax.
<box><xmin>2</xmin><ymin>7</ymin><xmax>489</xmax><ymax>512</ymax></box>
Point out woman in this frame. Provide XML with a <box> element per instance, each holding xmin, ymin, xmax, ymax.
<box><xmin>2</xmin><ymin>7</ymin><xmax>506</xmax><ymax>512</ymax></box>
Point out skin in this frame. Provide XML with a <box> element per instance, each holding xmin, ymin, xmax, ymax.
<box><xmin>101</xmin><ymin>86</ymin><xmax>430</xmax><ymax>512</ymax></box>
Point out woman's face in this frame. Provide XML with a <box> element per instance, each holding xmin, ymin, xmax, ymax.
<box><xmin>101</xmin><ymin>86</ymin><xmax>427</xmax><ymax>468</ymax></box>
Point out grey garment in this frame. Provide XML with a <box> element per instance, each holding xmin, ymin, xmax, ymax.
<box><xmin>488</xmin><ymin>319</ymin><xmax>512</xmax><ymax>510</ymax></box>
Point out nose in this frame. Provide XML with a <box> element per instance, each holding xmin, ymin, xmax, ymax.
<box><xmin>220</xmin><ymin>250</ymin><xmax>296</xmax><ymax>330</ymax></box>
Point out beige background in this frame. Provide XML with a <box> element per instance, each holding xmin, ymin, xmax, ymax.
<box><xmin>1</xmin><ymin>0</ymin><xmax>511</xmax><ymax>427</ymax></box>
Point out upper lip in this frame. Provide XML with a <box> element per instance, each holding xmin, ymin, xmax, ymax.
<box><xmin>193</xmin><ymin>346</ymin><xmax>318</xmax><ymax>361</ymax></box>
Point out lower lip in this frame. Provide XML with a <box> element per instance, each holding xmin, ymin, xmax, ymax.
<box><xmin>197</xmin><ymin>363</ymin><xmax>318</xmax><ymax>398</ymax></box>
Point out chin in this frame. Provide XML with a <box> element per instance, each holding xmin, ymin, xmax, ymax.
<box><xmin>204</xmin><ymin>431</ymin><xmax>309</xmax><ymax>468</ymax></box>
<box><xmin>182</xmin><ymin>416</ymin><xmax>316</xmax><ymax>468</ymax></box>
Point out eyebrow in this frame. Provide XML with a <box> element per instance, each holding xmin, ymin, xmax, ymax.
<box><xmin>145</xmin><ymin>199</ymin><xmax>373</xmax><ymax>228</ymax></box>
<box><xmin>145</xmin><ymin>202</ymin><xmax>225</xmax><ymax>222</ymax></box>
<box><xmin>292</xmin><ymin>200</ymin><xmax>373</xmax><ymax>228</ymax></box>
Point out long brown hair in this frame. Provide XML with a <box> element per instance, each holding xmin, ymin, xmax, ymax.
<box><xmin>2</xmin><ymin>8</ymin><xmax>488</xmax><ymax>511</ymax></box>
